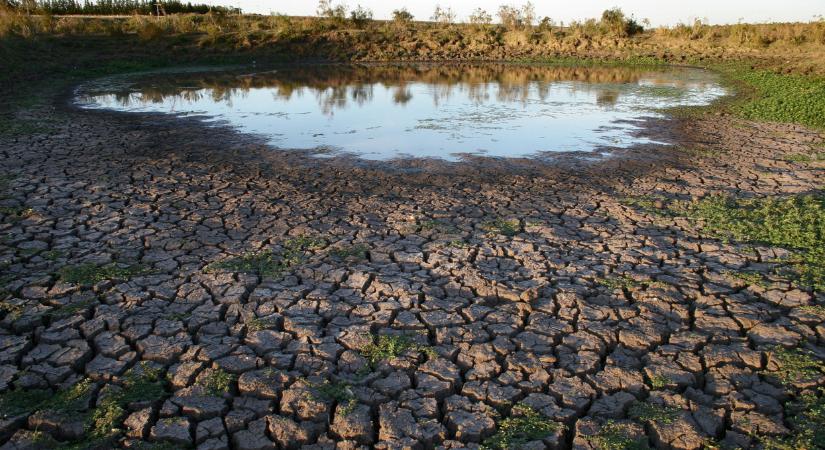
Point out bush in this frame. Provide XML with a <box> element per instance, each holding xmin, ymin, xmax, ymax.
<box><xmin>600</xmin><ymin>7</ymin><xmax>643</xmax><ymax>37</ymax></box>
<box><xmin>349</xmin><ymin>4</ymin><xmax>372</xmax><ymax>28</ymax></box>
<box><xmin>392</xmin><ymin>8</ymin><xmax>413</xmax><ymax>23</ymax></box>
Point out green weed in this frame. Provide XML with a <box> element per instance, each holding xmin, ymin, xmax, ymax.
<box><xmin>798</xmin><ymin>305</ymin><xmax>825</xmax><ymax>315</ymax></box>
<box><xmin>647</xmin><ymin>374</ymin><xmax>673</xmax><ymax>390</ymax></box>
<box><xmin>309</xmin><ymin>379</ymin><xmax>357</xmax><ymax>416</ymax></box>
<box><xmin>766</xmin><ymin>347</ymin><xmax>825</xmax><ymax>387</ymax></box>
<box><xmin>785</xmin><ymin>152</ymin><xmax>825</xmax><ymax>163</ymax></box>
<box><xmin>199</xmin><ymin>368</ymin><xmax>236</xmax><ymax>396</ymax></box>
<box><xmin>207</xmin><ymin>236</ymin><xmax>324</xmax><ymax>278</ymax></box>
<box><xmin>724</xmin><ymin>270</ymin><xmax>767</xmax><ymax>287</ymax></box>
<box><xmin>360</xmin><ymin>333</ymin><xmax>435</xmax><ymax>367</ymax></box>
<box><xmin>482</xmin><ymin>219</ymin><xmax>520</xmax><ymax>237</ymax></box>
<box><xmin>598</xmin><ymin>275</ymin><xmax>665</xmax><ymax>291</ymax></box>
<box><xmin>481</xmin><ymin>404</ymin><xmax>562</xmax><ymax>450</ymax></box>
<box><xmin>620</xmin><ymin>195</ymin><xmax>669</xmax><ymax>214</ymax></box>
<box><xmin>586</xmin><ymin>421</ymin><xmax>649</xmax><ymax>450</ymax></box>
<box><xmin>60</xmin><ymin>263</ymin><xmax>151</xmax><ymax>285</ymax></box>
<box><xmin>245</xmin><ymin>316</ymin><xmax>279</xmax><ymax>332</ymax></box>
<box><xmin>628</xmin><ymin>402</ymin><xmax>680</xmax><ymax>425</ymax></box>
<box><xmin>0</xmin><ymin>206</ymin><xmax>34</xmax><ymax>221</ymax></box>
<box><xmin>757</xmin><ymin>388</ymin><xmax>825</xmax><ymax>449</ymax></box>
<box><xmin>725</xmin><ymin>68</ymin><xmax>825</xmax><ymax>130</ymax></box>
<box><xmin>673</xmin><ymin>194</ymin><xmax>824</xmax><ymax>291</ymax></box>
<box><xmin>330</xmin><ymin>244</ymin><xmax>369</xmax><ymax>260</ymax></box>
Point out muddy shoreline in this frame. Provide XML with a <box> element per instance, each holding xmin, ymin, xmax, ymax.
<box><xmin>0</xmin><ymin>63</ymin><xmax>823</xmax><ymax>449</ymax></box>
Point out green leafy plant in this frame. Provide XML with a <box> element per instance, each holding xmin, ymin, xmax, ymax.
<box><xmin>199</xmin><ymin>368</ymin><xmax>236</xmax><ymax>396</ymax></box>
<box><xmin>309</xmin><ymin>379</ymin><xmax>357</xmax><ymax>416</ymax></box>
<box><xmin>628</xmin><ymin>402</ymin><xmax>680</xmax><ymax>425</ymax></box>
<box><xmin>724</xmin><ymin>270</ymin><xmax>767</xmax><ymax>287</ymax></box>
<box><xmin>586</xmin><ymin>421</ymin><xmax>649</xmax><ymax>450</ymax></box>
<box><xmin>207</xmin><ymin>236</ymin><xmax>324</xmax><ymax>278</ymax></box>
<box><xmin>330</xmin><ymin>244</ymin><xmax>369</xmax><ymax>260</ymax></box>
<box><xmin>60</xmin><ymin>263</ymin><xmax>151</xmax><ymax>285</ymax></box>
<box><xmin>766</xmin><ymin>347</ymin><xmax>825</xmax><ymax>386</ymax></box>
<box><xmin>647</xmin><ymin>374</ymin><xmax>672</xmax><ymax>390</ymax></box>
<box><xmin>481</xmin><ymin>404</ymin><xmax>562</xmax><ymax>449</ymax></box>
<box><xmin>673</xmin><ymin>194</ymin><xmax>824</xmax><ymax>291</ymax></box>
<box><xmin>482</xmin><ymin>219</ymin><xmax>520</xmax><ymax>237</ymax></box>
<box><xmin>360</xmin><ymin>334</ymin><xmax>435</xmax><ymax>367</ymax></box>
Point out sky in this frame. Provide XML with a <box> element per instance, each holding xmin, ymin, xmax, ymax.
<box><xmin>210</xmin><ymin>0</ymin><xmax>823</xmax><ymax>26</ymax></box>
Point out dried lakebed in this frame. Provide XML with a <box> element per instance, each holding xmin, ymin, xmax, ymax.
<box><xmin>0</xmin><ymin>65</ymin><xmax>824</xmax><ymax>450</ymax></box>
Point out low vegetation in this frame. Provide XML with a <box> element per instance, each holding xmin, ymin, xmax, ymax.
<box><xmin>309</xmin><ymin>379</ymin><xmax>357</xmax><ymax>415</ymax></box>
<box><xmin>330</xmin><ymin>243</ymin><xmax>369</xmax><ymax>260</ymax></box>
<box><xmin>757</xmin><ymin>348</ymin><xmax>825</xmax><ymax>449</ymax></box>
<box><xmin>206</xmin><ymin>235</ymin><xmax>324</xmax><ymax>278</ymax></box>
<box><xmin>627</xmin><ymin>402</ymin><xmax>680</xmax><ymax>425</ymax></box>
<box><xmin>586</xmin><ymin>421</ymin><xmax>648</xmax><ymax>450</ymax></box>
<box><xmin>59</xmin><ymin>262</ymin><xmax>151</xmax><ymax>285</ymax></box>
<box><xmin>198</xmin><ymin>367</ymin><xmax>236</xmax><ymax>396</ymax></box>
<box><xmin>673</xmin><ymin>194</ymin><xmax>824</xmax><ymax>292</ymax></box>
<box><xmin>482</xmin><ymin>219</ymin><xmax>520</xmax><ymax>237</ymax></box>
<box><xmin>360</xmin><ymin>333</ymin><xmax>435</xmax><ymax>367</ymax></box>
<box><xmin>481</xmin><ymin>404</ymin><xmax>562</xmax><ymax>450</ymax></box>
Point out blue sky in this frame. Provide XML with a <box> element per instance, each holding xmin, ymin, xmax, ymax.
<box><xmin>213</xmin><ymin>0</ymin><xmax>823</xmax><ymax>26</ymax></box>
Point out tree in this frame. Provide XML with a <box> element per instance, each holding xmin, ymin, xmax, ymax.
<box><xmin>317</xmin><ymin>0</ymin><xmax>346</xmax><ymax>20</ymax></box>
<box><xmin>431</xmin><ymin>5</ymin><xmax>455</xmax><ymax>24</ymax></box>
<box><xmin>469</xmin><ymin>8</ymin><xmax>492</xmax><ymax>26</ymax></box>
<box><xmin>392</xmin><ymin>8</ymin><xmax>413</xmax><ymax>23</ymax></box>
<box><xmin>497</xmin><ymin>3</ymin><xmax>534</xmax><ymax>29</ymax></box>
<box><xmin>350</xmin><ymin>4</ymin><xmax>372</xmax><ymax>27</ymax></box>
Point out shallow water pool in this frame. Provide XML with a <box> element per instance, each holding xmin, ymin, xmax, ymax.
<box><xmin>76</xmin><ymin>63</ymin><xmax>726</xmax><ymax>161</ymax></box>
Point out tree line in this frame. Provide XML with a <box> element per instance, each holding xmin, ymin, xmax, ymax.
<box><xmin>2</xmin><ymin>0</ymin><xmax>238</xmax><ymax>15</ymax></box>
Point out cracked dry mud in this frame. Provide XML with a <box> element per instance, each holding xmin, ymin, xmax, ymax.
<box><xmin>0</xmin><ymin>102</ymin><xmax>823</xmax><ymax>450</ymax></box>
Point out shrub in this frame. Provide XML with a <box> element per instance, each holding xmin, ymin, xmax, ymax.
<box><xmin>431</xmin><ymin>5</ymin><xmax>455</xmax><ymax>25</ymax></box>
<box><xmin>349</xmin><ymin>4</ymin><xmax>372</xmax><ymax>28</ymax></box>
<box><xmin>392</xmin><ymin>8</ymin><xmax>413</xmax><ymax>23</ymax></box>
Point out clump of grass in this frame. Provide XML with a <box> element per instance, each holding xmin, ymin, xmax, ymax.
<box><xmin>207</xmin><ymin>235</ymin><xmax>324</xmax><ymax>277</ymax></box>
<box><xmin>586</xmin><ymin>421</ymin><xmax>648</xmax><ymax>450</ymax></box>
<box><xmin>647</xmin><ymin>374</ymin><xmax>672</xmax><ymax>390</ymax></box>
<box><xmin>48</xmin><ymin>297</ymin><xmax>98</xmax><ymax>319</ymax></box>
<box><xmin>598</xmin><ymin>275</ymin><xmax>665</xmax><ymax>291</ymax></box>
<box><xmin>766</xmin><ymin>347</ymin><xmax>825</xmax><ymax>387</ymax></box>
<box><xmin>419</xmin><ymin>219</ymin><xmax>458</xmax><ymax>233</ymax></box>
<box><xmin>330</xmin><ymin>244</ymin><xmax>369</xmax><ymax>260</ymax></box>
<box><xmin>206</xmin><ymin>249</ymin><xmax>282</xmax><ymax>277</ymax></box>
<box><xmin>482</xmin><ymin>219</ymin><xmax>520</xmax><ymax>237</ymax></box>
<box><xmin>724</xmin><ymin>270</ymin><xmax>767</xmax><ymax>287</ymax></box>
<box><xmin>0</xmin><ymin>206</ymin><xmax>34</xmax><ymax>221</ymax></box>
<box><xmin>360</xmin><ymin>334</ymin><xmax>435</xmax><ymax>367</ymax></box>
<box><xmin>199</xmin><ymin>368</ymin><xmax>236</xmax><ymax>396</ymax></box>
<box><xmin>59</xmin><ymin>263</ymin><xmax>151</xmax><ymax>285</ymax></box>
<box><xmin>759</xmin><ymin>389</ymin><xmax>825</xmax><ymax>450</ymax></box>
<box><xmin>785</xmin><ymin>152</ymin><xmax>825</xmax><ymax>163</ymax></box>
<box><xmin>481</xmin><ymin>404</ymin><xmax>562</xmax><ymax>450</ymax></box>
<box><xmin>598</xmin><ymin>275</ymin><xmax>640</xmax><ymax>290</ymax></box>
<box><xmin>308</xmin><ymin>379</ymin><xmax>357</xmax><ymax>416</ymax></box>
<box><xmin>245</xmin><ymin>316</ymin><xmax>279</xmax><ymax>332</ymax></box>
<box><xmin>798</xmin><ymin>305</ymin><xmax>825</xmax><ymax>315</ymax></box>
<box><xmin>0</xmin><ymin>300</ymin><xmax>24</xmax><ymax>321</ymax></box>
<box><xmin>87</xmin><ymin>364</ymin><xmax>166</xmax><ymax>440</ymax></box>
<box><xmin>673</xmin><ymin>194</ymin><xmax>824</xmax><ymax>291</ymax></box>
<box><xmin>628</xmin><ymin>402</ymin><xmax>680</xmax><ymax>425</ymax></box>
<box><xmin>620</xmin><ymin>195</ymin><xmax>668</xmax><ymax>213</ymax></box>
<box><xmin>0</xmin><ymin>388</ymin><xmax>53</xmax><ymax>418</ymax></box>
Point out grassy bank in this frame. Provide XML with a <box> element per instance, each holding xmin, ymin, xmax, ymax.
<box><xmin>1</xmin><ymin>9</ymin><xmax>824</xmax><ymax>134</ymax></box>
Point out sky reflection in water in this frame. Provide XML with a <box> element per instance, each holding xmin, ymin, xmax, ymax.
<box><xmin>77</xmin><ymin>64</ymin><xmax>726</xmax><ymax>161</ymax></box>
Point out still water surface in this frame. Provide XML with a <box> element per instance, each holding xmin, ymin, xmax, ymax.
<box><xmin>77</xmin><ymin>64</ymin><xmax>726</xmax><ymax>161</ymax></box>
